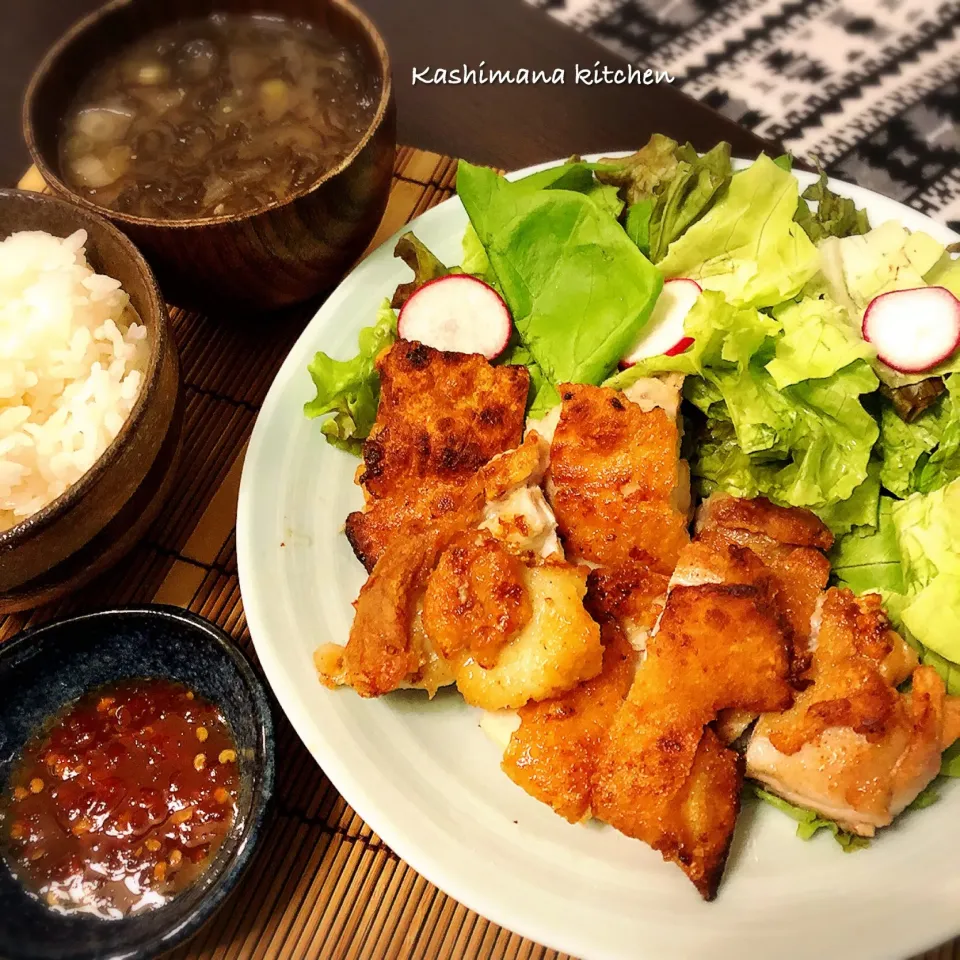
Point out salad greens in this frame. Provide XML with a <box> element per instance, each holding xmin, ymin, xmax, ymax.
<box><xmin>657</xmin><ymin>155</ymin><xmax>820</xmax><ymax>309</ymax></box>
<box><xmin>304</xmin><ymin>299</ymin><xmax>397</xmax><ymax>454</ymax></box>
<box><xmin>879</xmin><ymin>375</ymin><xmax>960</xmax><ymax>497</ymax></box>
<box><xmin>794</xmin><ymin>170</ymin><xmax>871</xmax><ymax>244</ymax></box>
<box><xmin>456</xmin><ymin>158</ymin><xmax>663</xmax><ymax>388</ymax></box>
<box><xmin>833</xmin><ymin>479</ymin><xmax>960</xmax><ymax>706</ymax></box>
<box><xmin>390</xmin><ymin>233</ymin><xmax>449</xmax><ymax>309</ymax></box>
<box><xmin>596</xmin><ymin>139</ymin><xmax>732</xmax><ymax>261</ymax></box>
<box><xmin>609</xmin><ymin>291</ymin><xmax>880</xmax><ymax>525</ymax></box>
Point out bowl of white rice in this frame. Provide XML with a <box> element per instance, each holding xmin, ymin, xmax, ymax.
<box><xmin>0</xmin><ymin>189</ymin><xmax>179</xmax><ymax>598</ymax></box>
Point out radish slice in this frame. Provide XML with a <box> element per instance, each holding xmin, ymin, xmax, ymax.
<box><xmin>621</xmin><ymin>278</ymin><xmax>702</xmax><ymax>366</ymax></box>
<box><xmin>862</xmin><ymin>286</ymin><xmax>960</xmax><ymax>373</ymax></box>
<box><xmin>397</xmin><ymin>275</ymin><xmax>512</xmax><ymax>360</ymax></box>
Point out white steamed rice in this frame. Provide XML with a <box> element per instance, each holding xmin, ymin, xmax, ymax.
<box><xmin>0</xmin><ymin>229</ymin><xmax>149</xmax><ymax>532</ymax></box>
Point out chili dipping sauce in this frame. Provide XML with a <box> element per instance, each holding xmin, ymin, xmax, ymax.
<box><xmin>0</xmin><ymin>679</ymin><xmax>240</xmax><ymax>919</ymax></box>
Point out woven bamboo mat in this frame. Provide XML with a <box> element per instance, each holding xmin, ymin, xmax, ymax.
<box><xmin>8</xmin><ymin>151</ymin><xmax>955</xmax><ymax>960</ymax></box>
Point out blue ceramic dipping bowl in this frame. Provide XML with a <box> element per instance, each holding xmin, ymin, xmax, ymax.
<box><xmin>0</xmin><ymin>606</ymin><xmax>274</xmax><ymax>960</ymax></box>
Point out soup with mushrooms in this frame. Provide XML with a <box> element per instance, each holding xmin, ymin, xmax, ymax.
<box><xmin>58</xmin><ymin>14</ymin><xmax>381</xmax><ymax>219</ymax></box>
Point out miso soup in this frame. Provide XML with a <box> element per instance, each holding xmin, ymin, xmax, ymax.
<box><xmin>58</xmin><ymin>14</ymin><xmax>381</xmax><ymax>219</ymax></box>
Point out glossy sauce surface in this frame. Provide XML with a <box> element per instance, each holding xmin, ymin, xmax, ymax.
<box><xmin>0</xmin><ymin>679</ymin><xmax>240</xmax><ymax>919</ymax></box>
<box><xmin>58</xmin><ymin>14</ymin><xmax>380</xmax><ymax>219</ymax></box>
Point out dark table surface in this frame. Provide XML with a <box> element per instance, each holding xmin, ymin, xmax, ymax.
<box><xmin>1</xmin><ymin>0</ymin><xmax>774</xmax><ymax>187</ymax></box>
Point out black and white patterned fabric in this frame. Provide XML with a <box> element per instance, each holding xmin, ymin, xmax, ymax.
<box><xmin>530</xmin><ymin>0</ymin><xmax>960</xmax><ymax>230</ymax></box>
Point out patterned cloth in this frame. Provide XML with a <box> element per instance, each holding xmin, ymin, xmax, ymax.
<box><xmin>530</xmin><ymin>0</ymin><xmax>960</xmax><ymax>229</ymax></box>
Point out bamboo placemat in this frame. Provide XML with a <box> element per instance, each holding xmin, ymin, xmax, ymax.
<box><xmin>7</xmin><ymin>151</ymin><xmax>956</xmax><ymax>960</ymax></box>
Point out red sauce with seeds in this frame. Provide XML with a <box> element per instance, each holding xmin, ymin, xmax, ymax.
<box><xmin>0</xmin><ymin>679</ymin><xmax>240</xmax><ymax>919</ymax></box>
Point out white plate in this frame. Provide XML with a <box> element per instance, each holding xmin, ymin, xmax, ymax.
<box><xmin>237</xmin><ymin>156</ymin><xmax>960</xmax><ymax>960</ymax></box>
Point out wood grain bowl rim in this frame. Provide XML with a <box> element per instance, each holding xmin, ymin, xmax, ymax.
<box><xmin>0</xmin><ymin>188</ymin><xmax>170</xmax><ymax>550</ymax></box>
<box><xmin>22</xmin><ymin>0</ymin><xmax>394</xmax><ymax>230</ymax></box>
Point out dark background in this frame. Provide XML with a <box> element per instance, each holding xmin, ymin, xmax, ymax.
<box><xmin>2</xmin><ymin>0</ymin><xmax>772</xmax><ymax>187</ymax></box>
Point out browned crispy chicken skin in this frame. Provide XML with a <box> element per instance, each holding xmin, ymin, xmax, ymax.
<box><xmin>345</xmin><ymin>341</ymin><xmax>529</xmax><ymax>571</ymax></box>
<box><xmin>592</xmin><ymin>571</ymin><xmax>794</xmax><ymax>899</ymax></box>
<box><xmin>501</xmin><ymin>381</ymin><xmax>687</xmax><ymax>812</ymax></box>
<box><xmin>502</xmin><ymin>624</ymin><xmax>637</xmax><ymax>823</ymax></box>
<box><xmin>694</xmin><ymin>493</ymin><xmax>833</xmax><ymax>677</ymax></box>
<box><xmin>748</xmin><ymin>588</ymin><xmax>960</xmax><ymax>835</ymax></box>
<box><xmin>321</xmin><ymin>417</ymin><xmax>603</xmax><ymax>707</ymax></box>
<box><xmin>549</xmin><ymin>382</ymin><xmax>690</xmax><ymax>576</ymax></box>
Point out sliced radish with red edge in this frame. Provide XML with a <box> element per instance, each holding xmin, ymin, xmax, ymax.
<box><xmin>862</xmin><ymin>286</ymin><xmax>960</xmax><ymax>374</ymax></box>
<box><xmin>397</xmin><ymin>275</ymin><xmax>512</xmax><ymax>360</ymax></box>
<box><xmin>621</xmin><ymin>278</ymin><xmax>702</xmax><ymax>367</ymax></box>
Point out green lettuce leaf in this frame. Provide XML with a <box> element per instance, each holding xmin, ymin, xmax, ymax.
<box><xmin>647</xmin><ymin>142</ymin><xmax>732</xmax><ymax>262</ymax></box>
<box><xmin>794</xmin><ymin>170</ymin><xmax>871</xmax><ymax>244</ymax></box>
<box><xmin>595</xmin><ymin>133</ymin><xmax>681</xmax><ymax>206</ymax></box>
<box><xmin>815</xmin><ymin>460</ymin><xmax>881</xmax><ymax>535</ymax></box>
<box><xmin>597</xmin><ymin>136</ymin><xmax>732</xmax><ymax>261</ymax></box>
<box><xmin>304</xmin><ymin>299</ymin><xmax>397</xmax><ymax>454</ymax></box>
<box><xmin>831</xmin><ymin>496</ymin><xmax>905</xmax><ymax>595</ymax></box>
<box><xmin>461</xmin><ymin>223</ymin><xmax>496</xmax><ymax>285</ymax></box>
<box><xmin>719</xmin><ymin>360</ymin><xmax>879</xmax><ymax>508</ymax></box>
<box><xmin>390</xmin><ymin>233</ymin><xmax>449</xmax><ymax>309</ymax></box>
<box><xmin>766</xmin><ymin>297</ymin><xmax>874</xmax><ymax>389</ymax></box>
<box><xmin>916</xmin><ymin>376</ymin><xmax>960</xmax><ymax>494</ymax></box>
<box><xmin>744</xmin><ymin>783</ymin><xmax>870</xmax><ymax>851</ymax></box>
<box><xmin>925</xmin><ymin>252</ymin><xmax>960</xmax><ymax>298</ymax></box>
<box><xmin>609</xmin><ymin>291</ymin><xmax>880</xmax><ymax>512</ymax></box>
<box><xmin>657</xmin><ymin>154</ymin><xmax>820</xmax><ymax>309</ymax></box>
<box><xmin>457</xmin><ymin>159</ymin><xmax>663</xmax><ymax>389</ymax></box>
<box><xmin>887</xmin><ymin>479</ymin><xmax>960</xmax><ymax>688</ymax></box>
<box><xmin>879</xmin><ymin>376</ymin><xmax>960</xmax><ymax>497</ymax></box>
<box><xmin>498</xmin><ymin>339</ymin><xmax>560</xmax><ymax>418</ymax></box>
<box><xmin>625</xmin><ymin>199</ymin><xmax>653</xmax><ymax>256</ymax></box>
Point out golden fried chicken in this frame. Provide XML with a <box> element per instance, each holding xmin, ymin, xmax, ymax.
<box><xmin>452</xmin><ymin>560</ymin><xmax>603</xmax><ymax>710</ymax></box>
<box><xmin>694</xmin><ymin>493</ymin><xmax>833</xmax><ymax>673</ymax></box>
<box><xmin>345</xmin><ymin>341</ymin><xmax>529</xmax><ymax>571</ymax></box>
<box><xmin>585</xmin><ymin>561</ymin><xmax>671</xmax><ymax>644</ymax></box>
<box><xmin>320</xmin><ymin>430</ymin><xmax>602</xmax><ymax>706</ymax></box>
<box><xmin>747</xmin><ymin>588</ymin><xmax>960</xmax><ymax>836</ymax></box>
<box><xmin>592</xmin><ymin>575</ymin><xmax>793</xmax><ymax>899</ymax></box>
<box><xmin>318</xmin><ymin>434</ymin><xmax>543</xmax><ymax>698</ymax></box>
<box><xmin>494</xmin><ymin>378</ymin><xmax>692</xmax><ymax>824</ymax></box>
<box><xmin>501</xmin><ymin>625</ymin><xmax>637</xmax><ymax>822</ymax></box>
<box><xmin>422</xmin><ymin>530</ymin><xmax>531</xmax><ymax>670</ymax></box>
<box><xmin>683</xmin><ymin>494</ymin><xmax>835</xmax><ymax>744</ymax></box>
<box><xmin>549</xmin><ymin>382</ymin><xmax>690</xmax><ymax>575</ymax></box>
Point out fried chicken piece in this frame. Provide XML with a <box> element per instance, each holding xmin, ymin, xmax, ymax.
<box><xmin>502</xmin><ymin>625</ymin><xmax>637</xmax><ymax>823</ymax></box>
<box><xmin>549</xmin><ymin>382</ymin><xmax>690</xmax><ymax>575</ymax></box>
<box><xmin>585</xmin><ymin>560</ymin><xmax>671</xmax><ymax>648</ymax></box>
<box><xmin>345</xmin><ymin>341</ymin><xmax>529</xmax><ymax>571</ymax></box>
<box><xmin>321</xmin><ymin>433</ymin><xmax>600</xmax><ymax>705</ymax></box>
<box><xmin>592</xmin><ymin>576</ymin><xmax>793</xmax><ymax>899</ymax></box>
<box><xmin>694</xmin><ymin>493</ymin><xmax>833</xmax><ymax>673</ymax></box>
<box><xmin>454</xmin><ymin>560</ymin><xmax>603</xmax><ymax>711</ymax></box>
<box><xmin>422</xmin><ymin>530</ymin><xmax>532</xmax><ymax>669</ymax></box>
<box><xmin>493</xmin><ymin>378</ymin><xmax>689</xmax><ymax>823</ymax></box>
<box><xmin>747</xmin><ymin>588</ymin><xmax>960</xmax><ymax>836</ymax></box>
<box><xmin>686</xmin><ymin>494</ymin><xmax>834</xmax><ymax>743</ymax></box>
<box><xmin>695</xmin><ymin>493</ymin><xmax>834</xmax><ymax>552</ymax></box>
<box><xmin>318</xmin><ymin>434</ymin><xmax>544</xmax><ymax>698</ymax></box>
